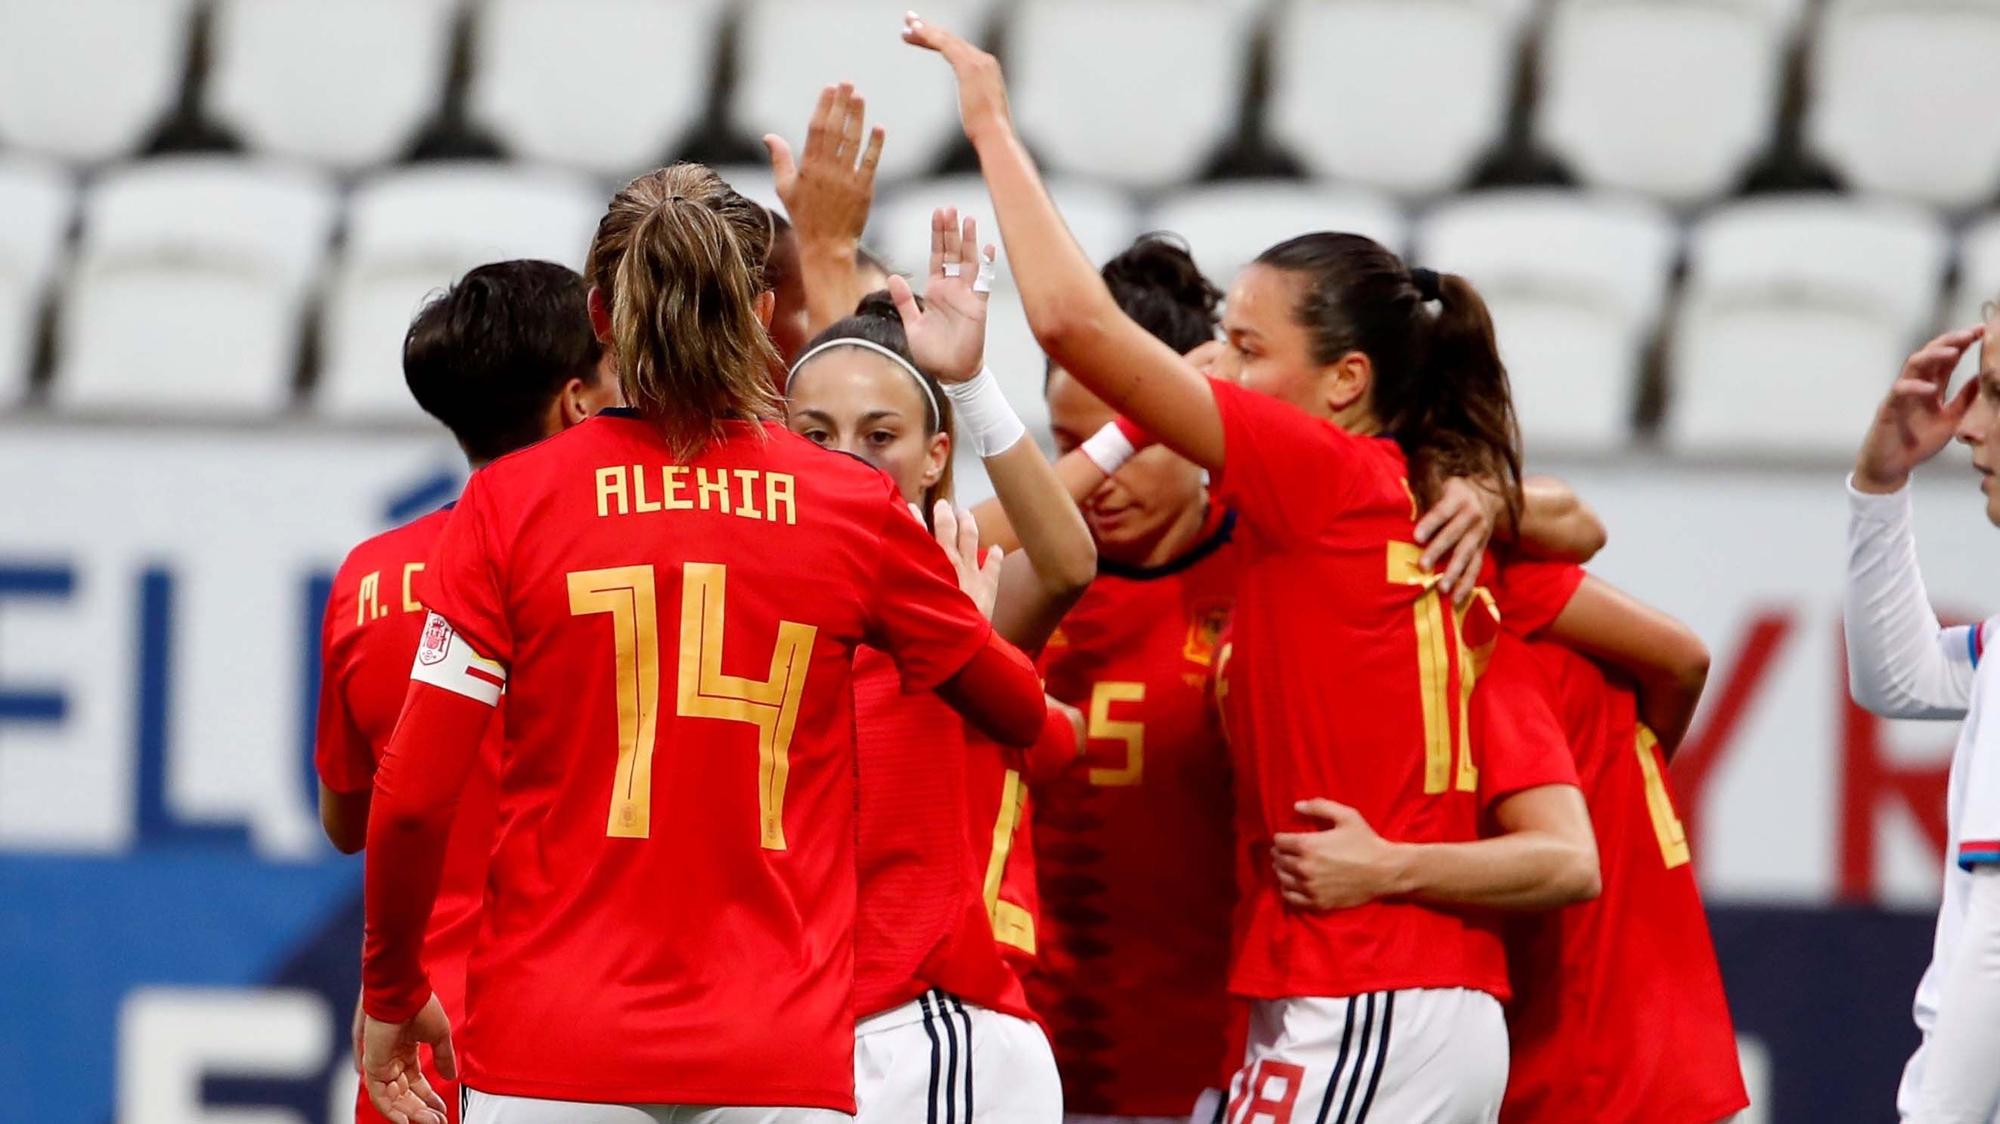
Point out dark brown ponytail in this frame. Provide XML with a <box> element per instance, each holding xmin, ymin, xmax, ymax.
<box><xmin>1253</xmin><ymin>233</ymin><xmax>1522</xmax><ymax>520</ymax></box>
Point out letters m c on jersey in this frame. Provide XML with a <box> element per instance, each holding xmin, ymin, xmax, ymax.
<box><xmin>410</xmin><ymin>613</ymin><xmax>507</xmax><ymax>706</ymax></box>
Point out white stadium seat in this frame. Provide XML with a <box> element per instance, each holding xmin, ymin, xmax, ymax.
<box><xmin>1008</xmin><ymin>0</ymin><xmax>1254</xmax><ymax>190</ymax></box>
<box><xmin>0</xmin><ymin>0</ymin><xmax>194</xmax><ymax>163</ymax></box>
<box><xmin>1267</xmin><ymin>0</ymin><xmax>1523</xmax><ymax>197</ymax></box>
<box><xmin>1808</xmin><ymin>0</ymin><xmax>2000</xmax><ymax>210</ymax></box>
<box><xmin>1665</xmin><ymin>196</ymin><xmax>1948</xmax><ymax>455</ymax></box>
<box><xmin>1148</xmin><ymin>181</ymin><xmax>1409</xmax><ymax>292</ymax></box>
<box><xmin>868</xmin><ymin>175</ymin><xmax>1138</xmax><ymax>288</ymax></box>
<box><xmin>0</xmin><ymin>158</ymin><xmax>73</xmax><ymax>404</ymax></box>
<box><xmin>1539</xmin><ymin>0</ymin><xmax>1789</xmax><ymax>205</ymax></box>
<box><xmin>52</xmin><ymin>158</ymin><xmax>337</xmax><ymax>415</ymax></box>
<box><xmin>1949</xmin><ymin>214</ymin><xmax>2000</xmax><ymax>330</ymax></box>
<box><xmin>469</xmin><ymin>0</ymin><xmax>729</xmax><ymax>178</ymax></box>
<box><xmin>318</xmin><ymin>165</ymin><xmax>604</xmax><ymax>421</ymax></box>
<box><xmin>735</xmin><ymin>0</ymin><xmax>994</xmax><ymax>184</ymax></box>
<box><xmin>1418</xmin><ymin>190</ymin><xmax>1678</xmax><ymax>453</ymax></box>
<box><xmin>206</xmin><ymin>0</ymin><xmax>457</xmax><ymax>169</ymax></box>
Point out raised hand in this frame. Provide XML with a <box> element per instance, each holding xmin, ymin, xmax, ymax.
<box><xmin>764</xmin><ymin>82</ymin><xmax>883</xmax><ymax>254</ymax></box>
<box><xmin>932</xmin><ymin>500</ymin><xmax>1003</xmax><ymax>618</ymax></box>
<box><xmin>361</xmin><ymin>995</ymin><xmax>455</xmax><ymax>1124</ymax></box>
<box><xmin>887</xmin><ymin>207</ymin><xmax>993</xmax><ymax>384</ymax></box>
<box><xmin>901</xmin><ymin>11</ymin><xmax>1013</xmax><ymax>142</ymax></box>
<box><xmin>1854</xmin><ymin>325</ymin><xmax>1986</xmax><ymax>494</ymax></box>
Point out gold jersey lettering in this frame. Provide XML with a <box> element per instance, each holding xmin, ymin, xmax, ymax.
<box><xmin>356</xmin><ymin>571</ymin><xmax>386</xmax><ymax>624</ymax></box>
<box><xmin>596</xmin><ymin>466</ymin><xmax>629</xmax><ymax>518</ymax></box>
<box><xmin>663</xmin><ymin>465</ymin><xmax>692</xmax><ymax>511</ymax></box>
<box><xmin>401</xmin><ymin>562</ymin><xmax>424</xmax><ymax>613</ymax></box>
<box><xmin>734</xmin><ymin>469</ymin><xmax>764</xmax><ymax>520</ymax></box>
<box><xmin>697</xmin><ymin>468</ymin><xmax>732</xmax><ymax>514</ymax></box>
<box><xmin>766</xmin><ymin>473</ymin><xmax>797</xmax><ymax>525</ymax></box>
<box><xmin>632</xmin><ymin>464</ymin><xmax>663</xmax><ymax>513</ymax></box>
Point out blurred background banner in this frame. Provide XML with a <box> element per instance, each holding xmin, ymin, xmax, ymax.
<box><xmin>9</xmin><ymin>0</ymin><xmax>2000</xmax><ymax>1119</ymax></box>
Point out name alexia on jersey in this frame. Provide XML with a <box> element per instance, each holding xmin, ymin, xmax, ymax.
<box><xmin>592</xmin><ymin>464</ymin><xmax>799</xmax><ymax>524</ymax></box>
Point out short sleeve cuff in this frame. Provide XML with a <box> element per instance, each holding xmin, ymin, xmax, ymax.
<box><xmin>1846</xmin><ymin>474</ymin><xmax>1914</xmax><ymax>523</ymax></box>
<box><xmin>1961</xmin><ymin>839</ymin><xmax>2000</xmax><ymax>871</ymax></box>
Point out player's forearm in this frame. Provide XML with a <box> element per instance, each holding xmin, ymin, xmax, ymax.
<box><xmin>1913</xmin><ymin>867</ymin><xmax>2000</xmax><ymax>1122</ymax></box>
<box><xmin>361</xmin><ymin>682</ymin><xmax>492</xmax><ymax>1022</ymax></box>
<box><xmin>968</xmin><ymin>122</ymin><xmax>1226</xmax><ymax>469</ymax></box>
<box><xmin>1845</xmin><ymin>479</ymin><xmax>1974</xmax><ymax>719</ymax></box>
<box><xmin>1515</xmin><ymin>476</ymin><xmax>1607</xmax><ymax>563</ymax></box>
<box><xmin>319</xmin><ymin>781</ymin><xmax>370</xmax><ymax>855</ymax></box>
<box><xmin>800</xmin><ymin>237</ymin><xmax>868</xmax><ymax>336</ymax></box>
<box><xmin>1549</xmin><ymin>576</ymin><xmax>1711</xmax><ymax>754</ymax></box>
<box><xmin>936</xmin><ymin>628</ymin><xmax>1049</xmax><ymax>748</ymax></box>
<box><xmin>973</xmin><ymin>447</ymin><xmax>1111</xmax><ymax>554</ymax></box>
<box><xmin>984</xmin><ymin>438</ymin><xmax>1096</xmax><ymax>600</ymax></box>
<box><xmin>1387</xmin><ymin>831</ymin><xmax>1600</xmax><ymax>911</ymax></box>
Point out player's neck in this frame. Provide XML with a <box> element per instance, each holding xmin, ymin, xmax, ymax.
<box><xmin>1133</xmin><ymin>495</ymin><xmax>1213</xmax><ymax>570</ymax></box>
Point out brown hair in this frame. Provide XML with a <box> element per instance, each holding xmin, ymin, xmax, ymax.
<box><xmin>796</xmin><ymin>290</ymin><xmax>957</xmax><ymax>520</ymax></box>
<box><xmin>1254</xmin><ymin>232</ymin><xmax>1522</xmax><ymax>520</ymax></box>
<box><xmin>584</xmin><ymin>164</ymin><xmax>782</xmax><ymax>458</ymax></box>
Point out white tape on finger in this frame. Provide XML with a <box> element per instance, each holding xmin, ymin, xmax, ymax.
<box><xmin>972</xmin><ymin>255</ymin><xmax>997</xmax><ymax>295</ymax></box>
<box><xmin>943</xmin><ymin>262</ymin><xmax>963</xmax><ymax>278</ymax></box>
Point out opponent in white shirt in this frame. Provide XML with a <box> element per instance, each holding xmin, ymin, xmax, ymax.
<box><xmin>1845</xmin><ymin>323</ymin><xmax>2000</xmax><ymax>1124</ymax></box>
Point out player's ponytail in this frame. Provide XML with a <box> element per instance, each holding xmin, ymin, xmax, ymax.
<box><xmin>586</xmin><ymin>164</ymin><xmax>783</xmax><ymax>459</ymax></box>
<box><xmin>1254</xmin><ymin>233</ymin><xmax>1522</xmax><ymax>520</ymax></box>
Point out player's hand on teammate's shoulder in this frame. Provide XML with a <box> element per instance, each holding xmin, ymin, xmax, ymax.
<box><xmin>1272</xmin><ymin>798</ymin><xmax>1403</xmax><ymax>911</ymax></box>
<box><xmin>902</xmin><ymin>10</ymin><xmax>1013</xmax><ymax>142</ymax></box>
<box><xmin>361</xmin><ymin>994</ymin><xmax>455</xmax><ymax>1124</ymax></box>
<box><xmin>929</xmin><ymin>500</ymin><xmax>1004</xmax><ymax>619</ymax></box>
<box><xmin>890</xmin><ymin>208</ymin><xmax>994</xmax><ymax>384</ymax></box>
<box><xmin>1854</xmin><ymin>323</ymin><xmax>1986</xmax><ymax>495</ymax></box>
<box><xmin>1416</xmin><ymin>476</ymin><xmax>1500</xmax><ymax>605</ymax></box>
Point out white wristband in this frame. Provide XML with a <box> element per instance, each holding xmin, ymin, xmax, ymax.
<box><xmin>1079</xmin><ymin>420</ymin><xmax>1136</xmax><ymax>475</ymax></box>
<box><xmin>943</xmin><ymin>366</ymin><xmax>1026</xmax><ymax>457</ymax></box>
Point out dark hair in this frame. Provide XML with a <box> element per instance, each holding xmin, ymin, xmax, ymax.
<box><xmin>1253</xmin><ymin>232</ymin><xmax>1522</xmax><ymax>518</ymax></box>
<box><xmin>584</xmin><ymin>164</ymin><xmax>782</xmax><ymax>457</ymax></box>
<box><xmin>403</xmin><ymin>259</ymin><xmax>604</xmax><ymax>463</ymax></box>
<box><xmin>794</xmin><ymin>290</ymin><xmax>956</xmax><ymax>512</ymax></box>
<box><xmin>1101</xmin><ymin>233</ymin><xmax>1220</xmax><ymax>355</ymax></box>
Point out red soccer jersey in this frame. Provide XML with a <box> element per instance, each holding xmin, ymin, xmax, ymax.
<box><xmin>1207</xmin><ymin>378</ymin><xmax>1508</xmax><ymax>1002</ymax></box>
<box><xmin>1494</xmin><ymin>561</ymin><xmax>1748</xmax><ymax>1124</ymax></box>
<box><xmin>851</xmin><ymin>650</ymin><xmax>1037</xmax><ymax>1024</ymax></box>
<box><xmin>1029</xmin><ymin>509</ymin><xmax>1240</xmax><ymax>1117</ymax></box>
<box><xmin>316</xmin><ymin>507</ymin><xmax>499</xmax><ymax>1124</ymax></box>
<box><xmin>404</xmin><ymin>412</ymin><xmax>1000</xmax><ymax>1110</ymax></box>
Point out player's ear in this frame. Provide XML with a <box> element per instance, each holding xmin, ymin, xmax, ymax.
<box><xmin>921</xmin><ymin>428</ymin><xmax>950</xmax><ymax>489</ymax></box>
<box><xmin>1323</xmin><ymin>350</ymin><xmax>1373</xmax><ymax>415</ymax></box>
<box><xmin>755</xmin><ymin>289</ymin><xmax>777</xmax><ymax>330</ymax></box>
<box><xmin>587</xmin><ymin>287</ymin><xmax>614</xmax><ymax>345</ymax></box>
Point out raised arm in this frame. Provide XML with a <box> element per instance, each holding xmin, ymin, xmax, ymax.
<box><xmin>766</xmin><ymin>82</ymin><xmax>885</xmax><ymax>335</ymax></box>
<box><xmin>903</xmin><ymin>15</ymin><xmax>1226</xmax><ymax>470</ymax></box>
<box><xmin>889</xmin><ymin>208</ymin><xmax>1095</xmax><ymax>651</ymax></box>
<box><xmin>1845</xmin><ymin>326</ymin><xmax>1987</xmax><ymax>719</ymax></box>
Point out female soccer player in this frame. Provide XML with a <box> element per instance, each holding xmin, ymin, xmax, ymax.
<box><xmin>355</xmin><ymin>162</ymin><xmax>1049</xmax><ymax>1124</ymax></box>
<box><xmin>785</xmin><ymin>207</ymin><xmax>1093</xmax><ymax>1122</ymax></box>
<box><xmin>903</xmin><ymin>17</ymin><xmax>1595</xmax><ymax>1121</ymax></box>
<box><xmin>1845</xmin><ymin>323</ymin><xmax>2000</xmax><ymax>1122</ymax></box>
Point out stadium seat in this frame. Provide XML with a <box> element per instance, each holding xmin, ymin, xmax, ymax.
<box><xmin>51</xmin><ymin>158</ymin><xmax>337</xmax><ymax>416</ymax></box>
<box><xmin>1417</xmin><ymin>190</ymin><xmax>1678</xmax><ymax>453</ymax></box>
<box><xmin>1266</xmin><ymin>0</ymin><xmax>1523</xmax><ymax>197</ymax></box>
<box><xmin>1538</xmin><ymin>0</ymin><xmax>1790</xmax><ymax>205</ymax></box>
<box><xmin>1950</xmin><ymin>214</ymin><xmax>2000</xmax><ymax>330</ymax></box>
<box><xmin>206</xmin><ymin>0</ymin><xmax>457</xmax><ymax>169</ymax></box>
<box><xmin>468</xmin><ymin>0</ymin><xmax>729</xmax><ymax>178</ymax></box>
<box><xmin>0</xmin><ymin>158</ymin><xmax>73</xmax><ymax>404</ymax></box>
<box><xmin>0</xmin><ymin>0</ymin><xmax>194</xmax><ymax>163</ymax></box>
<box><xmin>318</xmin><ymin>164</ymin><xmax>604</xmax><ymax>421</ymax></box>
<box><xmin>1147</xmin><ymin>181</ymin><xmax>1409</xmax><ymax>292</ymax></box>
<box><xmin>1008</xmin><ymin>0</ymin><xmax>1254</xmax><ymax>190</ymax></box>
<box><xmin>734</xmin><ymin>0</ymin><xmax>995</xmax><ymax>184</ymax></box>
<box><xmin>869</xmin><ymin>176</ymin><xmax>1139</xmax><ymax>287</ymax></box>
<box><xmin>1808</xmin><ymin>0</ymin><xmax>2000</xmax><ymax>210</ymax></box>
<box><xmin>1665</xmin><ymin>196</ymin><xmax>1949</xmax><ymax>455</ymax></box>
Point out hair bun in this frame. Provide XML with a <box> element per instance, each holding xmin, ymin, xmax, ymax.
<box><xmin>853</xmin><ymin>287</ymin><xmax>922</xmax><ymax>322</ymax></box>
<box><xmin>1102</xmin><ymin>234</ymin><xmax>1221</xmax><ymax>318</ymax></box>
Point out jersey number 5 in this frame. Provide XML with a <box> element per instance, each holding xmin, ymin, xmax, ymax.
<box><xmin>568</xmin><ymin>563</ymin><xmax>817</xmax><ymax>848</ymax></box>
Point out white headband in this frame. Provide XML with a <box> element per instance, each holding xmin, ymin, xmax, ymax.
<box><xmin>788</xmin><ymin>337</ymin><xmax>943</xmax><ymax>430</ymax></box>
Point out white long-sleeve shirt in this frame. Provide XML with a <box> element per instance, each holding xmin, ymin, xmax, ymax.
<box><xmin>1845</xmin><ymin>478</ymin><xmax>2000</xmax><ymax>1123</ymax></box>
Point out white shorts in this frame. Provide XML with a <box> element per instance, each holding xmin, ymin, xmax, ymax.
<box><xmin>855</xmin><ymin>989</ymin><xmax>1063</xmax><ymax>1123</ymax></box>
<box><xmin>1222</xmin><ymin>989</ymin><xmax>1507</xmax><ymax>1124</ymax></box>
<box><xmin>462</xmin><ymin>1089</ymin><xmax>848</xmax><ymax>1124</ymax></box>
